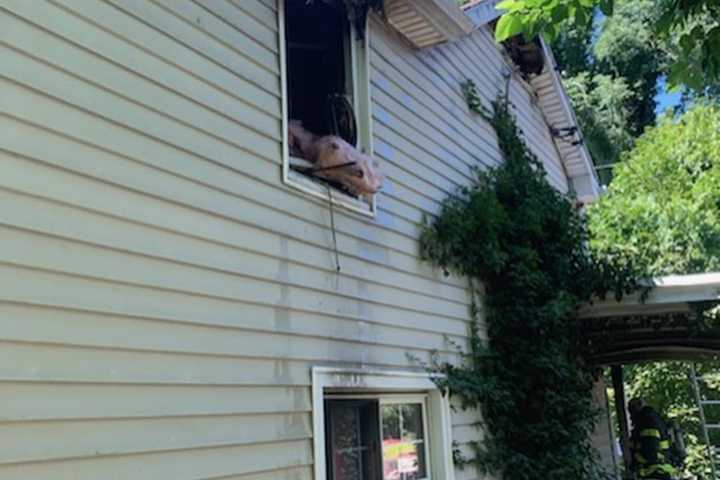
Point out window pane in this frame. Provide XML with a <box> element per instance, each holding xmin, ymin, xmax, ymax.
<box><xmin>382</xmin><ymin>440</ymin><xmax>426</xmax><ymax>480</ymax></box>
<box><xmin>333</xmin><ymin>449</ymin><xmax>364</xmax><ymax>480</ymax></box>
<box><xmin>401</xmin><ymin>404</ymin><xmax>424</xmax><ymax>442</ymax></box>
<box><xmin>285</xmin><ymin>0</ymin><xmax>348</xmax><ymax>136</ymax></box>
<box><xmin>382</xmin><ymin>404</ymin><xmax>400</xmax><ymax>441</ymax></box>
<box><xmin>330</xmin><ymin>404</ymin><xmax>361</xmax><ymax>450</ymax></box>
<box><xmin>408</xmin><ymin>443</ymin><xmax>427</xmax><ymax>480</ymax></box>
<box><xmin>382</xmin><ymin>403</ymin><xmax>427</xmax><ymax>480</ymax></box>
<box><xmin>326</xmin><ymin>400</ymin><xmax>381</xmax><ymax>480</ymax></box>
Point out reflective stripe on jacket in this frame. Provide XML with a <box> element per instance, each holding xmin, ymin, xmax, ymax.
<box><xmin>630</xmin><ymin>408</ymin><xmax>677</xmax><ymax>479</ymax></box>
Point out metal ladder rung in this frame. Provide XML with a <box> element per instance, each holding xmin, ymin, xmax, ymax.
<box><xmin>692</xmin><ymin>364</ymin><xmax>719</xmax><ymax>480</ymax></box>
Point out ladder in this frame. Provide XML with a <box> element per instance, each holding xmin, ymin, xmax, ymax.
<box><xmin>690</xmin><ymin>363</ymin><xmax>720</xmax><ymax>479</ymax></box>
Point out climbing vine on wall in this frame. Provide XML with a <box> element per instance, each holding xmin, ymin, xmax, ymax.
<box><xmin>419</xmin><ymin>80</ymin><xmax>636</xmax><ymax>480</ymax></box>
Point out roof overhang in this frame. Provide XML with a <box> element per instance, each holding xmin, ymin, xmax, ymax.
<box><xmin>463</xmin><ymin>1</ymin><xmax>601</xmax><ymax>201</ymax></box>
<box><xmin>530</xmin><ymin>42</ymin><xmax>601</xmax><ymax>201</ymax></box>
<box><xmin>580</xmin><ymin>273</ymin><xmax>720</xmax><ymax>365</ymax></box>
<box><xmin>384</xmin><ymin>0</ymin><xmax>474</xmax><ymax>49</ymax></box>
<box><xmin>462</xmin><ymin>0</ymin><xmax>503</xmax><ymax>25</ymax></box>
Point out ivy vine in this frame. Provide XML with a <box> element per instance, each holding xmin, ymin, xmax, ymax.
<box><xmin>419</xmin><ymin>80</ymin><xmax>635</xmax><ymax>480</ymax></box>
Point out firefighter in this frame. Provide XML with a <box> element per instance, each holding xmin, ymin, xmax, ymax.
<box><xmin>628</xmin><ymin>397</ymin><xmax>677</xmax><ymax>480</ymax></box>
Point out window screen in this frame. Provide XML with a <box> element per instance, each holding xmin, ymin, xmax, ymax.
<box><xmin>325</xmin><ymin>399</ymin><xmax>382</xmax><ymax>480</ymax></box>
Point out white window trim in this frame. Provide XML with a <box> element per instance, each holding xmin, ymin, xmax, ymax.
<box><xmin>278</xmin><ymin>1</ymin><xmax>377</xmax><ymax>217</ymax></box>
<box><xmin>312</xmin><ymin>367</ymin><xmax>455</xmax><ymax>480</ymax></box>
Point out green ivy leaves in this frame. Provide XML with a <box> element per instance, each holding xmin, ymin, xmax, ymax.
<box><xmin>419</xmin><ymin>81</ymin><xmax>636</xmax><ymax>480</ymax></box>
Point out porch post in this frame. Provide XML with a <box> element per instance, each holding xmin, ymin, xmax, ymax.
<box><xmin>611</xmin><ymin>365</ymin><xmax>632</xmax><ymax>479</ymax></box>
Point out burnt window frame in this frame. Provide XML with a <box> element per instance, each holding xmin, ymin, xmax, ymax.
<box><xmin>279</xmin><ymin>0</ymin><xmax>377</xmax><ymax>217</ymax></box>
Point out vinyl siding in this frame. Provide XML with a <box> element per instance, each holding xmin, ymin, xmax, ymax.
<box><xmin>369</xmin><ymin>21</ymin><xmax>567</xmax><ymax>480</ymax></box>
<box><xmin>0</xmin><ymin>1</ymin><xmax>569</xmax><ymax>478</ymax></box>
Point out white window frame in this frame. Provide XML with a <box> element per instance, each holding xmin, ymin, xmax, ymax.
<box><xmin>312</xmin><ymin>367</ymin><xmax>455</xmax><ymax>480</ymax></box>
<box><xmin>278</xmin><ymin>1</ymin><xmax>377</xmax><ymax>217</ymax></box>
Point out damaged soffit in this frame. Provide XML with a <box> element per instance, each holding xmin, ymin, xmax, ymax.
<box><xmin>463</xmin><ymin>1</ymin><xmax>601</xmax><ymax>201</ymax></box>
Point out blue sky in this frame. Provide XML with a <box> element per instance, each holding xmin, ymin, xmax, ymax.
<box><xmin>655</xmin><ymin>77</ymin><xmax>683</xmax><ymax>116</ymax></box>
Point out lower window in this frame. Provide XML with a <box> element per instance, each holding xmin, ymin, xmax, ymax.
<box><xmin>312</xmin><ymin>368</ymin><xmax>454</xmax><ymax>480</ymax></box>
<box><xmin>325</xmin><ymin>396</ymin><xmax>430</xmax><ymax>480</ymax></box>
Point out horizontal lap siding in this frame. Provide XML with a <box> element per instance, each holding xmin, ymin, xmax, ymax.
<box><xmin>370</xmin><ymin>20</ymin><xmax>568</xmax><ymax>480</ymax></box>
<box><xmin>0</xmin><ymin>0</ymin><xmax>471</xmax><ymax>478</ymax></box>
<box><xmin>0</xmin><ymin>2</ymin><xmax>568</xmax><ymax>479</ymax></box>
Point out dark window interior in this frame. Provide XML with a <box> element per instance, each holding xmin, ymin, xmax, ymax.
<box><xmin>285</xmin><ymin>0</ymin><xmax>349</xmax><ymax>137</ymax></box>
<box><xmin>325</xmin><ymin>399</ymin><xmax>382</xmax><ymax>480</ymax></box>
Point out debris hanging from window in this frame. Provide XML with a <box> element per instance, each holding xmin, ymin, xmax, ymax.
<box><xmin>288</xmin><ymin>120</ymin><xmax>382</xmax><ymax>199</ymax></box>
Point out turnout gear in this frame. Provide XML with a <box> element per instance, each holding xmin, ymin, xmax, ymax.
<box><xmin>628</xmin><ymin>400</ymin><xmax>678</xmax><ymax>480</ymax></box>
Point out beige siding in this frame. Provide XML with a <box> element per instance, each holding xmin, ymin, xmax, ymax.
<box><xmin>369</xmin><ymin>20</ymin><xmax>567</xmax><ymax>480</ymax></box>
<box><xmin>0</xmin><ymin>1</ymin><xmax>569</xmax><ymax>478</ymax></box>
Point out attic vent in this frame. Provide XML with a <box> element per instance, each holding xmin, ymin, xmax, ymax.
<box><xmin>384</xmin><ymin>0</ymin><xmax>474</xmax><ymax>49</ymax></box>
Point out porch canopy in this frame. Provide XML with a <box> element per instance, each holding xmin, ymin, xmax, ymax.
<box><xmin>579</xmin><ymin>272</ymin><xmax>720</xmax><ymax>365</ymax></box>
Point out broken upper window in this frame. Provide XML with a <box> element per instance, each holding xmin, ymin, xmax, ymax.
<box><xmin>502</xmin><ymin>35</ymin><xmax>545</xmax><ymax>77</ymax></box>
<box><xmin>282</xmin><ymin>0</ymin><xmax>380</xmax><ymax>216</ymax></box>
<box><xmin>489</xmin><ymin>19</ymin><xmax>546</xmax><ymax>78</ymax></box>
<box><xmin>286</xmin><ymin>0</ymin><xmax>352</xmax><ymax>139</ymax></box>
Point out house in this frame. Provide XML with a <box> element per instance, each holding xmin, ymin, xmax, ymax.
<box><xmin>0</xmin><ymin>0</ymin><xmax>601</xmax><ymax>478</ymax></box>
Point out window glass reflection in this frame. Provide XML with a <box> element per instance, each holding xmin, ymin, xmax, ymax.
<box><xmin>402</xmin><ymin>404</ymin><xmax>424</xmax><ymax>442</ymax></box>
<box><xmin>381</xmin><ymin>403</ymin><xmax>427</xmax><ymax>480</ymax></box>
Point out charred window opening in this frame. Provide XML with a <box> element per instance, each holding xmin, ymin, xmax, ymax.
<box><xmin>489</xmin><ymin>20</ymin><xmax>545</xmax><ymax>78</ymax></box>
<box><xmin>282</xmin><ymin>0</ymin><xmax>382</xmax><ymax>214</ymax></box>
<box><xmin>286</xmin><ymin>0</ymin><xmax>352</xmax><ymax>138</ymax></box>
<box><xmin>502</xmin><ymin>35</ymin><xmax>545</xmax><ymax>77</ymax></box>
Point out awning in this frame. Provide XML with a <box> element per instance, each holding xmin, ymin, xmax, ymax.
<box><xmin>579</xmin><ymin>272</ymin><xmax>720</xmax><ymax>365</ymax></box>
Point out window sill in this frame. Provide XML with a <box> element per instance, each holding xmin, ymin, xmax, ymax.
<box><xmin>284</xmin><ymin>156</ymin><xmax>376</xmax><ymax>217</ymax></box>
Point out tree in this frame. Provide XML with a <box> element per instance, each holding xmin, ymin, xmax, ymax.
<box><xmin>591</xmin><ymin>0</ymin><xmax>665</xmax><ymax>136</ymax></box>
<box><xmin>624</xmin><ymin>361</ymin><xmax>717</xmax><ymax>478</ymax></box>
<box><xmin>549</xmin><ymin>0</ymin><xmax>664</xmax><ymax>180</ymax></box>
<box><xmin>494</xmin><ymin>0</ymin><xmax>720</xmax><ymax>92</ymax></box>
<box><xmin>562</xmin><ymin>73</ymin><xmax>633</xmax><ymax>183</ymax></box>
<box><xmin>588</xmin><ymin>104</ymin><xmax>720</xmax><ymax>478</ymax></box>
<box><xmin>588</xmin><ymin>104</ymin><xmax>720</xmax><ymax>275</ymax></box>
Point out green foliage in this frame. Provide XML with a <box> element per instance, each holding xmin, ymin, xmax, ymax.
<box><xmin>563</xmin><ymin>72</ymin><xmax>634</xmax><ymax>181</ymax></box>
<box><xmin>588</xmin><ymin>104</ymin><xmax>720</xmax><ymax>276</ymax></box>
<box><xmin>549</xmin><ymin>0</ymin><xmax>664</xmax><ymax>182</ymax></box>
<box><xmin>494</xmin><ymin>0</ymin><xmax>720</xmax><ymax>91</ymax></box>
<box><xmin>588</xmin><ymin>105</ymin><xmax>720</xmax><ymax>478</ymax></box>
<box><xmin>419</xmin><ymin>80</ymin><xmax>635</xmax><ymax>480</ymax></box>
<box><xmin>549</xmin><ymin>16</ymin><xmax>594</xmax><ymax>78</ymax></box>
<box><xmin>592</xmin><ymin>0</ymin><xmax>665</xmax><ymax>137</ymax></box>
<box><xmin>625</xmin><ymin>361</ymin><xmax>718</xmax><ymax>478</ymax></box>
